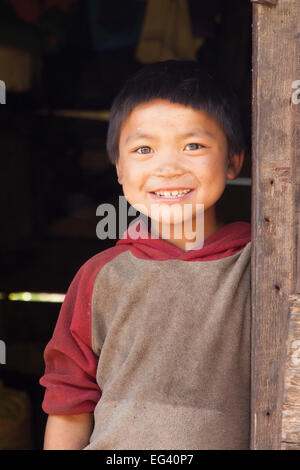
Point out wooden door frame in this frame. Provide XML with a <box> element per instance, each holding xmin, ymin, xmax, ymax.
<box><xmin>251</xmin><ymin>0</ymin><xmax>300</xmax><ymax>449</ymax></box>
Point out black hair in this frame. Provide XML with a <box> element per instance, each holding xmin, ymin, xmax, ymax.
<box><xmin>106</xmin><ymin>60</ymin><xmax>245</xmax><ymax>165</ymax></box>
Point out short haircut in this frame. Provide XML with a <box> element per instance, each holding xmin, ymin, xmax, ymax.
<box><xmin>106</xmin><ymin>60</ymin><xmax>245</xmax><ymax>165</ymax></box>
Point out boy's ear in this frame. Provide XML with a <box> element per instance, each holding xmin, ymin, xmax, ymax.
<box><xmin>116</xmin><ymin>162</ymin><xmax>123</xmax><ymax>184</ymax></box>
<box><xmin>226</xmin><ymin>151</ymin><xmax>244</xmax><ymax>180</ymax></box>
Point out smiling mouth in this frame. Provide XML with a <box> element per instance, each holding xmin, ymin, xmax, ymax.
<box><xmin>149</xmin><ymin>189</ymin><xmax>193</xmax><ymax>199</ymax></box>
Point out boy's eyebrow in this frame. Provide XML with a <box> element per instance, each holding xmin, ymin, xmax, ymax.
<box><xmin>179</xmin><ymin>128</ymin><xmax>216</xmax><ymax>139</ymax></box>
<box><xmin>125</xmin><ymin>132</ymin><xmax>155</xmax><ymax>144</ymax></box>
<box><xmin>125</xmin><ymin>128</ymin><xmax>215</xmax><ymax>144</ymax></box>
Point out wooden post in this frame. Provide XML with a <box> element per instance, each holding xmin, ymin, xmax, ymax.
<box><xmin>280</xmin><ymin>2</ymin><xmax>300</xmax><ymax>448</ymax></box>
<box><xmin>251</xmin><ymin>0</ymin><xmax>300</xmax><ymax>449</ymax></box>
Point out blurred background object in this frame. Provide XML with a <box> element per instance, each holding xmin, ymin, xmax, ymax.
<box><xmin>0</xmin><ymin>380</ymin><xmax>33</xmax><ymax>450</ymax></box>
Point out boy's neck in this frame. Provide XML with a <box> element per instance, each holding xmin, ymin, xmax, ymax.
<box><xmin>150</xmin><ymin>207</ymin><xmax>224</xmax><ymax>252</ymax></box>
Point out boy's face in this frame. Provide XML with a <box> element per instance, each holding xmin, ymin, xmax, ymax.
<box><xmin>116</xmin><ymin>99</ymin><xmax>243</xmax><ymax>247</ymax></box>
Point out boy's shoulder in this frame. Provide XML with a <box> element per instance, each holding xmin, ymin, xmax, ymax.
<box><xmin>76</xmin><ymin>242</ymin><xmax>130</xmax><ymax>282</ymax></box>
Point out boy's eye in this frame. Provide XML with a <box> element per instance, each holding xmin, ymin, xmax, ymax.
<box><xmin>135</xmin><ymin>146</ymin><xmax>153</xmax><ymax>154</ymax></box>
<box><xmin>184</xmin><ymin>143</ymin><xmax>204</xmax><ymax>151</ymax></box>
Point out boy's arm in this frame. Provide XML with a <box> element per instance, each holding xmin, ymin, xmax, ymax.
<box><xmin>43</xmin><ymin>413</ymin><xmax>94</xmax><ymax>450</ymax></box>
<box><xmin>40</xmin><ymin>250</ymin><xmax>125</xmax><ymax>446</ymax></box>
<box><xmin>39</xmin><ymin>260</ymin><xmax>104</xmax><ymax>448</ymax></box>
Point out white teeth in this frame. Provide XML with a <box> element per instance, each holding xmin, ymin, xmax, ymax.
<box><xmin>153</xmin><ymin>189</ymin><xmax>191</xmax><ymax>197</ymax></box>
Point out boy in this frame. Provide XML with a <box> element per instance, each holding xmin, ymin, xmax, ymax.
<box><xmin>40</xmin><ymin>60</ymin><xmax>251</xmax><ymax>450</ymax></box>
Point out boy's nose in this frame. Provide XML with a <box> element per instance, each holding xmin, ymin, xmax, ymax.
<box><xmin>153</xmin><ymin>166</ymin><xmax>185</xmax><ymax>177</ymax></box>
<box><xmin>153</xmin><ymin>152</ymin><xmax>186</xmax><ymax>177</ymax></box>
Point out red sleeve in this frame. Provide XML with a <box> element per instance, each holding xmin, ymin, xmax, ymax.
<box><xmin>39</xmin><ymin>246</ymin><xmax>126</xmax><ymax>415</ymax></box>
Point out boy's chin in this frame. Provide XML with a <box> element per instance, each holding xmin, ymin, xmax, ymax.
<box><xmin>150</xmin><ymin>216</ymin><xmax>203</xmax><ymax>234</ymax></box>
<box><xmin>149</xmin><ymin>208</ymin><xmax>203</xmax><ymax>227</ymax></box>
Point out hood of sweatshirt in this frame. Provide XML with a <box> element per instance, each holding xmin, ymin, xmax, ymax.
<box><xmin>116</xmin><ymin>218</ymin><xmax>251</xmax><ymax>262</ymax></box>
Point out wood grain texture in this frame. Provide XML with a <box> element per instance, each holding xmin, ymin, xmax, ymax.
<box><xmin>251</xmin><ymin>0</ymin><xmax>299</xmax><ymax>449</ymax></box>
<box><xmin>280</xmin><ymin>13</ymin><xmax>300</xmax><ymax>451</ymax></box>
<box><xmin>295</xmin><ymin>42</ymin><xmax>300</xmax><ymax>294</ymax></box>
<box><xmin>281</xmin><ymin>296</ymin><xmax>300</xmax><ymax>449</ymax></box>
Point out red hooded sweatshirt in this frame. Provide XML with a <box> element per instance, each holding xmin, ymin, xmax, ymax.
<box><xmin>40</xmin><ymin>220</ymin><xmax>251</xmax><ymax>450</ymax></box>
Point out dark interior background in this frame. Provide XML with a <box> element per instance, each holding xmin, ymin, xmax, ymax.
<box><xmin>0</xmin><ymin>0</ymin><xmax>252</xmax><ymax>450</ymax></box>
